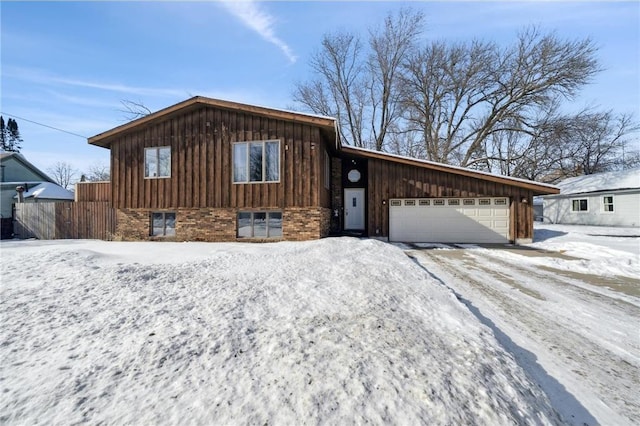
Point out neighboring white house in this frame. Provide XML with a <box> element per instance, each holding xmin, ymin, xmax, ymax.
<box><xmin>542</xmin><ymin>168</ymin><xmax>640</xmax><ymax>227</ymax></box>
<box><xmin>13</xmin><ymin>182</ymin><xmax>74</xmax><ymax>203</ymax></box>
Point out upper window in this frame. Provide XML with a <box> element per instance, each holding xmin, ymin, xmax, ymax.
<box><xmin>603</xmin><ymin>196</ymin><xmax>614</xmax><ymax>212</ymax></box>
<box><xmin>145</xmin><ymin>147</ymin><xmax>171</xmax><ymax>178</ymax></box>
<box><xmin>233</xmin><ymin>140</ymin><xmax>280</xmax><ymax>183</ymax></box>
<box><xmin>572</xmin><ymin>199</ymin><xmax>588</xmax><ymax>212</ymax></box>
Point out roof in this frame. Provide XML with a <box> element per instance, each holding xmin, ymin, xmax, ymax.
<box><xmin>88</xmin><ymin>96</ymin><xmax>338</xmax><ymax>149</ymax></box>
<box><xmin>546</xmin><ymin>168</ymin><xmax>640</xmax><ymax>196</ymax></box>
<box><xmin>341</xmin><ymin>146</ymin><xmax>559</xmax><ymax>195</ymax></box>
<box><xmin>14</xmin><ymin>182</ymin><xmax>75</xmax><ymax>200</ymax></box>
<box><xmin>0</xmin><ymin>152</ymin><xmax>54</xmax><ymax>183</ymax></box>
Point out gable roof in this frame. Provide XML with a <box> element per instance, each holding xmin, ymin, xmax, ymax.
<box><xmin>13</xmin><ymin>182</ymin><xmax>75</xmax><ymax>200</ymax></box>
<box><xmin>88</xmin><ymin>96</ymin><xmax>338</xmax><ymax>149</ymax></box>
<box><xmin>547</xmin><ymin>168</ymin><xmax>640</xmax><ymax>196</ymax></box>
<box><xmin>341</xmin><ymin>146</ymin><xmax>559</xmax><ymax>195</ymax></box>
<box><xmin>0</xmin><ymin>152</ymin><xmax>54</xmax><ymax>183</ymax></box>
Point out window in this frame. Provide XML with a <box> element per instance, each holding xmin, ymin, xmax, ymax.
<box><xmin>494</xmin><ymin>198</ymin><xmax>507</xmax><ymax>205</ymax></box>
<box><xmin>479</xmin><ymin>199</ymin><xmax>491</xmax><ymax>206</ymax></box>
<box><xmin>404</xmin><ymin>200</ymin><xmax>416</xmax><ymax>206</ymax></box>
<box><xmin>419</xmin><ymin>199</ymin><xmax>430</xmax><ymax>206</ymax></box>
<box><xmin>572</xmin><ymin>199</ymin><xmax>588</xmax><ymax>212</ymax></box>
<box><xmin>448</xmin><ymin>199</ymin><xmax>460</xmax><ymax>206</ymax></box>
<box><xmin>603</xmin><ymin>196</ymin><xmax>614</xmax><ymax>212</ymax></box>
<box><xmin>237</xmin><ymin>211</ymin><xmax>282</xmax><ymax>238</ymax></box>
<box><xmin>145</xmin><ymin>147</ymin><xmax>171</xmax><ymax>178</ymax></box>
<box><xmin>151</xmin><ymin>212</ymin><xmax>175</xmax><ymax>236</ymax></box>
<box><xmin>463</xmin><ymin>199</ymin><xmax>475</xmax><ymax>205</ymax></box>
<box><xmin>324</xmin><ymin>151</ymin><xmax>331</xmax><ymax>189</ymax></box>
<box><xmin>434</xmin><ymin>199</ymin><xmax>445</xmax><ymax>206</ymax></box>
<box><xmin>233</xmin><ymin>140</ymin><xmax>280</xmax><ymax>183</ymax></box>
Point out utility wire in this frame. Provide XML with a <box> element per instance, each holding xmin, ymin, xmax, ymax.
<box><xmin>0</xmin><ymin>112</ymin><xmax>88</xmax><ymax>139</ymax></box>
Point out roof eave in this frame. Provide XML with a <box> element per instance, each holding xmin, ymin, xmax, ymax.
<box><xmin>340</xmin><ymin>145</ymin><xmax>559</xmax><ymax>195</ymax></box>
<box><xmin>88</xmin><ymin>96</ymin><xmax>337</xmax><ymax>149</ymax></box>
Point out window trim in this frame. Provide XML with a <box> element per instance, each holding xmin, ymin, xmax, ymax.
<box><xmin>150</xmin><ymin>211</ymin><xmax>176</xmax><ymax>237</ymax></box>
<box><xmin>144</xmin><ymin>146</ymin><xmax>171</xmax><ymax>179</ymax></box>
<box><xmin>232</xmin><ymin>140</ymin><xmax>281</xmax><ymax>184</ymax></box>
<box><xmin>237</xmin><ymin>211</ymin><xmax>283</xmax><ymax>239</ymax></box>
<box><xmin>602</xmin><ymin>195</ymin><xmax>614</xmax><ymax>213</ymax></box>
<box><xmin>571</xmin><ymin>198</ymin><xmax>589</xmax><ymax>212</ymax></box>
<box><xmin>324</xmin><ymin>151</ymin><xmax>331</xmax><ymax>190</ymax></box>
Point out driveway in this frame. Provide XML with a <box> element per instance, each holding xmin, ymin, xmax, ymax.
<box><xmin>405</xmin><ymin>244</ymin><xmax>640</xmax><ymax>426</ymax></box>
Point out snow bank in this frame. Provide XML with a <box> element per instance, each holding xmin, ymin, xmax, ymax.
<box><xmin>0</xmin><ymin>238</ymin><xmax>561</xmax><ymax>424</ymax></box>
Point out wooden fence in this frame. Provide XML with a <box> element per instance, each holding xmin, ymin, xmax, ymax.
<box><xmin>14</xmin><ymin>202</ymin><xmax>116</xmax><ymax>240</ymax></box>
<box><xmin>75</xmin><ymin>181</ymin><xmax>111</xmax><ymax>202</ymax></box>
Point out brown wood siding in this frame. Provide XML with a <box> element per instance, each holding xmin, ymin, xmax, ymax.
<box><xmin>110</xmin><ymin>105</ymin><xmax>326</xmax><ymax>211</ymax></box>
<box><xmin>367</xmin><ymin>158</ymin><xmax>534</xmax><ymax>240</ymax></box>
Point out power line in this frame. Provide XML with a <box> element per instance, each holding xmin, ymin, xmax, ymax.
<box><xmin>0</xmin><ymin>112</ymin><xmax>88</xmax><ymax>139</ymax></box>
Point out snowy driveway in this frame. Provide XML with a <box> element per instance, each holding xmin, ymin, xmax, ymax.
<box><xmin>406</xmin><ymin>243</ymin><xmax>640</xmax><ymax>426</ymax></box>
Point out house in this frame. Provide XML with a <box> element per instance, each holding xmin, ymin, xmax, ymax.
<box><xmin>0</xmin><ymin>152</ymin><xmax>73</xmax><ymax>239</ymax></box>
<box><xmin>86</xmin><ymin>96</ymin><xmax>558</xmax><ymax>244</ymax></box>
<box><xmin>13</xmin><ymin>182</ymin><xmax>74</xmax><ymax>203</ymax></box>
<box><xmin>542</xmin><ymin>168</ymin><xmax>640</xmax><ymax>227</ymax></box>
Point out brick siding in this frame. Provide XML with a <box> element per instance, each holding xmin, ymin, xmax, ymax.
<box><xmin>115</xmin><ymin>207</ymin><xmax>331</xmax><ymax>242</ymax></box>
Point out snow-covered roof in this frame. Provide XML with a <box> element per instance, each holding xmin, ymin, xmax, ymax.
<box><xmin>14</xmin><ymin>182</ymin><xmax>74</xmax><ymax>200</ymax></box>
<box><xmin>551</xmin><ymin>168</ymin><xmax>640</xmax><ymax>196</ymax></box>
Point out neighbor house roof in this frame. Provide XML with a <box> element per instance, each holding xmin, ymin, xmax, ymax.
<box><xmin>545</xmin><ymin>168</ymin><xmax>640</xmax><ymax>196</ymax></box>
<box><xmin>88</xmin><ymin>96</ymin><xmax>338</xmax><ymax>149</ymax></box>
<box><xmin>0</xmin><ymin>152</ymin><xmax>54</xmax><ymax>183</ymax></box>
<box><xmin>13</xmin><ymin>182</ymin><xmax>74</xmax><ymax>200</ymax></box>
<box><xmin>341</xmin><ymin>146</ymin><xmax>559</xmax><ymax>195</ymax></box>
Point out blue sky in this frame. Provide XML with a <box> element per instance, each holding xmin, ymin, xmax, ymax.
<box><xmin>1</xmin><ymin>1</ymin><xmax>638</xmax><ymax>174</ymax></box>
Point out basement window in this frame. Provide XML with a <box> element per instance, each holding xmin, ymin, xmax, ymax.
<box><xmin>603</xmin><ymin>196</ymin><xmax>614</xmax><ymax>212</ymax></box>
<box><xmin>145</xmin><ymin>147</ymin><xmax>171</xmax><ymax>178</ymax></box>
<box><xmin>572</xmin><ymin>199</ymin><xmax>588</xmax><ymax>212</ymax></box>
<box><xmin>237</xmin><ymin>211</ymin><xmax>282</xmax><ymax>238</ymax></box>
<box><xmin>151</xmin><ymin>212</ymin><xmax>175</xmax><ymax>237</ymax></box>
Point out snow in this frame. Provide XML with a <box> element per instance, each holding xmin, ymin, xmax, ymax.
<box><xmin>2</xmin><ymin>225</ymin><xmax>638</xmax><ymax>424</ymax></box>
<box><xmin>13</xmin><ymin>182</ymin><xmax>74</xmax><ymax>200</ymax></box>
<box><xmin>548</xmin><ymin>168</ymin><xmax>640</xmax><ymax>196</ymax></box>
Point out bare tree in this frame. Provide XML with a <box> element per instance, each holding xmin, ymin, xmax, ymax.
<box><xmin>119</xmin><ymin>99</ymin><xmax>152</xmax><ymax>121</ymax></box>
<box><xmin>48</xmin><ymin>161</ymin><xmax>78</xmax><ymax>189</ymax></box>
<box><xmin>84</xmin><ymin>162</ymin><xmax>110</xmax><ymax>182</ymax></box>
<box><xmin>294</xmin><ymin>8</ymin><xmax>424</xmax><ymax>150</ymax></box>
<box><xmin>401</xmin><ymin>27</ymin><xmax>601</xmax><ymax>167</ymax></box>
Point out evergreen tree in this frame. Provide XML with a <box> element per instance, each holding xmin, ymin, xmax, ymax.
<box><xmin>0</xmin><ymin>116</ymin><xmax>23</xmax><ymax>152</ymax></box>
<box><xmin>7</xmin><ymin>118</ymin><xmax>23</xmax><ymax>152</ymax></box>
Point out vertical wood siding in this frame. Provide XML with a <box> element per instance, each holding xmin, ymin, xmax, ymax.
<box><xmin>110</xmin><ymin>106</ymin><xmax>331</xmax><ymax>210</ymax></box>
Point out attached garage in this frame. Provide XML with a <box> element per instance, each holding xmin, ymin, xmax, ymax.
<box><xmin>335</xmin><ymin>146</ymin><xmax>559</xmax><ymax>244</ymax></box>
<box><xmin>389</xmin><ymin>197</ymin><xmax>510</xmax><ymax>243</ymax></box>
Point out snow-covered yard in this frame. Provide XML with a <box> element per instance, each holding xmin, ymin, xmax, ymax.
<box><xmin>1</xmin><ymin>223</ymin><xmax>638</xmax><ymax>424</ymax></box>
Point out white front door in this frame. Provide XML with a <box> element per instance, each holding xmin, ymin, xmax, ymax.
<box><xmin>344</xmin><ymin>188</ymin><xmax>365</xmax><ymax>230</ymax></box>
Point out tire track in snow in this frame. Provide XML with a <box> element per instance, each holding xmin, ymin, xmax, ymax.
<box><xmin>407</xmin><ymin>248</ymin><xmax>640</xmax><ymax>426</ymax></box>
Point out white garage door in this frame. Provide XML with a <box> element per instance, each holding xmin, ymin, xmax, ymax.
<box><xmin>389</xmin><ymin>197</ymin><xmax>510</xmax><ymax>243</ymax></box>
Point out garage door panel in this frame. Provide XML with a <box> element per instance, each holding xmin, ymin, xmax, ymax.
<box><xmin>389</xmin><ymin>198</ymin><xmax>510</xmax><ymax>243</ymax></box>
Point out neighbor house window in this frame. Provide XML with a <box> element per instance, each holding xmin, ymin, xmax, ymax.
<box><xmin>603</xmin><ymin>196</ymin><xmax>614</xmax><ymax>212</ymax></box>
<box><xmin>151</xmin><ymin>212</ymin><xmax>175</xmax><ymax>236</ymax></box>
<box><xmin>233</xmin><ymin>140</ymin><xmax>280</xmax><ymax>183</ymax></box>
<box><xmin>145</xmin><ymin>147</ymin><xmax>171</xmax><ymax>178</ymax></box>
<box><xmin>237</xmin><ymin>211</ymin><xmax>282</xmax><ymax>238</ymax></box>
<box><xmin>572</xmin><ymin>199</ymin><xmax>588</xmax><ymax>212</ymax></box>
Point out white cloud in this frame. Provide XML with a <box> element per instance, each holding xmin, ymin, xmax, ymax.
<box><xmin>220</xmin><ymin>0</ymin><xmax>296</xmax><ymax>64</ymax></box>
